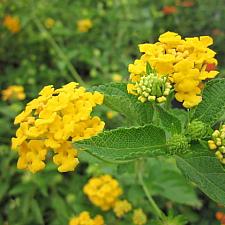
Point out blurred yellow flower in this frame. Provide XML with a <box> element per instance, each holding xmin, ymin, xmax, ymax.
<box><xmin>106</xmin><ymin>111</ymin><xmax>118</xmax><ymax>119</ymax></box>
<box><xmin>69</xmin><ymin>211</ymin><xmax>104</xmax><ymax>225</ymax></box>
<box><xmin>44</xmin><ymin>18</ymin><xmax>55</xmax><ymax>29</ymax></box>
<box><xmin>83</xmin><ymin>175</ymin><xmax>123</xmax><ymax>211</ymax></box>
<box><xmin>132</xmin><ymin>209</ymin><xmax>147</xmax><ymax>225</ymax></box>
<box><xmin>128</xmin><ymin>31</ymin><xmax>218</xmax><ymax>108</ymax></box>
<box><xmin>113</xmin><ymin>199</ymin><xmax>132</xmax><ymax>218</ymax></box>
<box><xmin>112</xmin><ymin>73</ymin><xmax>122</xmax><ymax>82</ymax></box>
<box><xmin>1</xmin><ymin>85</ymin><xmax>25</xmax><ymax>101</ymax></box>
<box><xmin>77</xmin><ymin>19</ymin><xmax>93</xmax><ymax>32</ymax></box>
<box><xmin>3</xmin><ymin>15</ymin><xmax>20</xmax><ymax>33</ymax></box>
<box><xmin>12</xmin><ymin>82</ymin><xmax>105</xmax><ymax>173</ymax></box>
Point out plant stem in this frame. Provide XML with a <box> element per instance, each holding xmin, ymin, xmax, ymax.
<box><xmin>136</xmin><ymin>159</ymin><xmax>165</xmax><ymax>219</ymax></box>
<box><xmin>33</xmin><ymin>17</ymin><xmax>86</xmax><ymax>87</ymax></box>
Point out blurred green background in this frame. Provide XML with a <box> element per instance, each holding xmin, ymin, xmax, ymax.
<box><xmin>0</xmin><ymin>0</ymin><xmax>225</xmax><ymax>224</ymax></box>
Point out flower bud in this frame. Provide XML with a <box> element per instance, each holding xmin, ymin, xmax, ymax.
<box><xmin>208</xmin><ymin>124</ymin><xmax>225</xmax><ymax>164</ymax></box>
<box><xmin>132</xmin><ymin>73</ymin><xmax>172</xmax><ymax>104</ymax></box>
<box><xmin>186</xmin><ymin>120</ymin><xmax>208</xmax><ymax>140</ymax></box>
<box><xmin>167</xmin><ymin>134</ymin><xmax>190</xmax><ymax>155</ymax></box>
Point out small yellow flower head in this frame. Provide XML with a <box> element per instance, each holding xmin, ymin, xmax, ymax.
<box><xmin>69</xmin><ymin>211</ymin><xmax>104</xmax><ymax>225</ymax></box>
<box><xmin>112</xmin><ymin>74</ymin><xmax>123</xmax><ymax>82</ymax></box>
<box><xmin>1</xmin><ymin>85</ymin><xmax>26</xmax><ymax>101</ymax></box>
<box><xmin>12</xmin><ymin>82</ymin><xmax>105</xmax><ymax>173</ymax></box>
<box><xmin>77</xmin><ymin>19</ymin><xmax>93</xmax><ymax>32</ymax></box>
<box><xmin>128</xmin><ymin>70</ymin><xmax>172</xmax><ymax>104</ymax></box>
<box><xmin>44</xmin><ymin>18</ymin><xmax>55</xmax><ymax>29</ymax></box>
<box><xmin>132</xmin><ymin>209</ymin><xmax>147</xmax><ymax>225</ymax></box>
<box><xmin>113</xmin><ymin>199</ymin><xmax>132</xmax><ymax>218</ymax></box>
<box><xmin>128</xmin><ymin>32</ymin><xmax>218</xmax><ymax>108</ymax></box>
<box><xmin>3</xmin><ymin>15</ymin><xmax>20</xmax><ymax>33</ymax></box>
<box><xmin>208</xmin><ymin>125</ymin><xmax>225</xmax><ymax>164</ymax></box>
<box><xmin>83</xmin><ymin>175</ymin><xmax>123</xmax><ymax>211</ymax></box>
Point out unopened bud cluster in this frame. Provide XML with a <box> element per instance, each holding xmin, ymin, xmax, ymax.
<box><xmin>167</xmin><ymin>134</ymin><xmax>190</xmax><ymax>155</ymax></box>
<box><xmin>135</xmin><ymin>73</ymin><xmax>172</xmax><ymax>103</ymax></box>
<box><xmin>208</xmin><ymin>125</ymin><xmax>225</xmax><ymax>164</ymax></box>
<box><xmin>186</xmin><ymin>120</ymin><xmax>208</xmax><ymax>140</ymax></box>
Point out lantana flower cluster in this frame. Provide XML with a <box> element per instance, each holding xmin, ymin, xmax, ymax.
<box><xmin>208</xmin><ymin>125</ymin><xmax>225</xmax><ymax>164</ymax></box>
<box><xmin>132</xmin><ymin>208</ymin><xmax>147</xmax><ymax>225</ymax></box>
<box><xmin>2</xmin><ymin>85</ymin><xmax>26</xmax><ymax>101</ymax></box>
<box><xmin>77</xmin><ymin>19</ymin><xmax>93</xmax><ymax>32</ymax></box>
<box><xmin>127</xmin><ymin>31</ymin><xmax>218</xmax><ymax>108</ymax></box>
<box><xmin>69</xmin><ymin>211</ymin><xmax>104</xmax><ymax>225</ymax></box>
<box><xmin>83</xmin><ymin>175</ymin><xmax>123</xmax><ymax>211</ymax></box>
<box><xmin>11</xmin><ymin>82</ymin><xmax>105</xmax><ymax>173</ymax></box>
<box><xmin>113</xmin><ymin>199</ymin><xmax>132</xmax><ymax>218</ymax></box>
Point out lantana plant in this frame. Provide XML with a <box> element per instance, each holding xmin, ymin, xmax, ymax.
<box><xmin>12</xmin><ymin>32</ymin><xmax>225</xmax><ymax>224</ymax></box>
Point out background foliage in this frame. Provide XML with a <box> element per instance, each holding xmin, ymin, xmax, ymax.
<box><xmin>1</xmin><ymin>0</ymin><xmax>225</xmax><ymax>224</ymax></box>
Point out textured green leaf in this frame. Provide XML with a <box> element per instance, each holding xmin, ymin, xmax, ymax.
<box><xmin>155</xmin><ymin>105</ymin><xmax>182</xmax><ymax>135</ymax></box>
<box><xmin>91</xmin><ymin>83</ymin><xmax>154</xmax><ymax>125</ymax></box>
<box><xmin>145</xmin><ymin>158</ymin><xmax>200</xmax><ymax>206</ymax></box>
<box><xmin>75</xmin><ymin>125</ymin><xmax>167</xmax><ymax>162</ymax></box>
<box><xmin>192</xmin><ymin>78</ymin><xmax>225</xmax><ymax>125</ymax></box>
<box><xmin>176</xmin><ymin>143</ymin><xmax>225</xmax><ymax>205</ymax></box>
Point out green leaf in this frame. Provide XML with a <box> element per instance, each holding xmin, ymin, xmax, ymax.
<box><xmin>176</xmin><ymin>143</ymin><xmax>225</xmax><ymax>205</ymax></box>
<box><xmin>146</xmin><ymin>62</ymin><xmax>153</xmax><ymax>74</ymax></box>
<box><xmin>51</xmin><ymin>194</ymin><xmax>70</xmax><ymax>221</ymax></box>
<box><xmin>145</xmin><ymin>158</ymin><xmax>200</xmax><ymax>206</ymax></box>
<box><xmin>31</xmin><ymin>200</ymin><xmax>44</xmax><ymax>224</ymax></box>
<box><xmin>192</xmin><ymin>78</ymin><xmax>225</xmax><ymax>125</ymax></box>
<box><xmin>75</xmin><ymin>125</ymin><xmax>167</xmax><ymax>162</ymax></box>
<box><xmin>155</xmin><ymin>105</ymin><xmax>182</xmax><ymax>135</ymax></box>
<box><xmin>91</xmin><ymin>83</ymin><xmax>154</xmax><ymax>125</ymax></box>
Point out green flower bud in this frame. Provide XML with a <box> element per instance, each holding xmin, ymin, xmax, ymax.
<box><xmin>208</xmin><ymin>124</ymin><xmax>225</xmax><ymax>164</ymax></box>
<box><xmin>167</xmin><ymin>134</ymin><xmax>190</xmax><ymax>155</ymax></box>
<box><xmin>134</xmin><ymin>72</ymin><xmax>172</xmax><ymax>104</ymax></box>
<box><xmin>186</xmin><ymin>120</ymin><xmax>209</xmax><ymax>140</ymax></box>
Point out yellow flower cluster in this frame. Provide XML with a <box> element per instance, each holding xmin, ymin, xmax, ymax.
<box><xmin>77</xmin><ymin>19</ymin><xmax>93</xmax><ymax>32</ymax></box>
<box><xmin>1</xmin><ymin>85</ymin><xmax>26</xmax><ymax>101</ymax></box>
<box><xmin>11</xmin><ymin>82</ymin><xmax>105</xmax><ymax>173</ymax></box>
<box><xmin>3</xmin><ymin>15</ymin><xmax>21</xmax><ymax>33</ymax></box>
<box><xmin>132</xmin><ymin>209</ymin><xmax>147</xmax><ymax>225</ymax></box>
<box><xmin>113</xmin><ymin>199</ymin><xmax>132</xmax><ymax>218</ymax></box>
<box><xmin>128</xmin><ymin>31</ymin><xmax>218</xmax><ymax>108</ymax></box>
<box><xmin>83</xmin><ymin>175</ymin><xmax>123</xmax><ymax>211</ymax></box>
<box><xmin>69</xmin><ymin>211</ymin><xmax>104</xmax><ymax>225</ymax></box>
<box><xmin>208</xmin><ymin>125</ymin><xmax>225</xmax><ymax>164</ymax></box>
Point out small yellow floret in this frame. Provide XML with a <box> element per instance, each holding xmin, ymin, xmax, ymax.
<box><xmin>77</xmin><ymin>19</ymin><xmax>93</xmax><ymax>32</ymax></box>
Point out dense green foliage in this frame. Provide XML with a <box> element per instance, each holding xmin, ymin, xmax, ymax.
<box><xmin>1</xmin><ymin>0</ymin><xmax>225</xmax><ymax>225</ymax></box>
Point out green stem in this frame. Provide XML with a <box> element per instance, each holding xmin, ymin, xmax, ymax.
<box><xmin>33</xmin><ymin>17</ymin><xmax>86</xmax><ymax>87</ymax></box>
<box><xmin>136</xmin><ymin>159</ymin><xmax>165</xmax><ymax>219</ymax></box>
